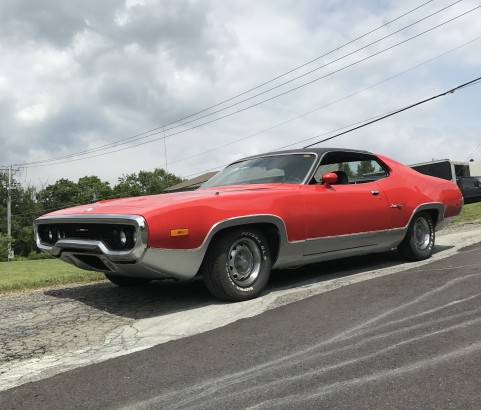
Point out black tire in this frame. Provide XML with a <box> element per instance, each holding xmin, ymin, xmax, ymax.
<box><xmin>202</xmin><ymin>227</ymin><xmax>271</xmax><ymax>302</ymax></box>
<box><xmin>104</xmin><ymin>273</ymin><xmax>151</xmax><ymax>287</ymax></box>
<box><xmin>398</xmin><ymin>212</ymin><xmax>435</xmax><ymax>261</ymax></box>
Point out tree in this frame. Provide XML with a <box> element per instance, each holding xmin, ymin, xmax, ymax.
<box><xmin>338</xmin><ymin>162</ymin><xmax>355</xmax><ymax>177</ymax></box>
<box><xmin>77</xmin><ymin>176</ymin><xmax>112</xmax><ymax>204</ymax></box>
<box><xmin>0</xmin><ymin>167</ymin><xmax>184</xmax><ymax>258</ymax></box>
<box><xmin>113</xmin><ymin>168</ymin><xmax>183</xmax><ymax>197</ymax></box>
<box><xmin>356</xmin><ymin>160</ymin><xmax>376</xmax><ymax>177</ymax></box>
<box><xmin>37</xmin><ymin>178</ymin><xmax>79</xmax><ymax>212</ymax></box>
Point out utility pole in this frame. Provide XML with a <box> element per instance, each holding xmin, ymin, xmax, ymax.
<box><xmin>7</xmin><ymin>165</ymin><xmax>12</xmax><ymax>261</ymax></box>
<box><xmin>2</xmin><ymin>165</ymin><xmax>19</xmax><ymax>261</ymax></box>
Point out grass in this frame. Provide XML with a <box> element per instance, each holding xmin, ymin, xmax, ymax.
<box><xmin>0</xmin><ymin>202</ymin><xmax>479</xmax><ymax>294</ymax></box>
<box><xmin>0</xmin><ymin>259</ymin><xmax>104</xmax><ymax>294</ymax></box>
<box><xmin>452</xmin><ymin>201</ymin><xmax>481</xmax><ymax>224</ymax></box>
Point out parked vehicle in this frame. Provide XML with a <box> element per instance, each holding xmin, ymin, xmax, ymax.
<box><xmin>34</xmin><ymin>148</ymin><xmax>463</xmax><ymax>301</ymax></box>
<box><xmin>457</xmin><ymin>176</ymin><xmax>481</xmax><ymax>201</ymax></box>
<box><xmin>410</xmin><ymin>159</ymin><xmax>469</xmax><ymax>183</ymax></box>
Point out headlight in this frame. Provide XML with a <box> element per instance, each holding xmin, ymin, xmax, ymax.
<box><xmin>119</xmin><ymin>230</ymin><xmax>127</xmax><ymax>247</ymax></box>
<box><xmin>47</xmin><ymin>229</ymin><xmax>58</xmax><ymax>243</ymax></box>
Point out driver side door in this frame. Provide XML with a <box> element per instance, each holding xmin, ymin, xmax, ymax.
<box><xmin>301</xmin><ymin>155</ymin><xmax>392</xmax><ymax>256</ymax></box>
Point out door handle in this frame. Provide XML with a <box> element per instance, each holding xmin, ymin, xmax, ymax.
<box><xmin>371</xmin><ymin>190</ymin><xmax>380</xmax><ymax>195</ymax></box>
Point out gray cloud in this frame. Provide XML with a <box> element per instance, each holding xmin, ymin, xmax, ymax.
<box><xmin>0</xmin><ymin>0</ymin><xmax>118</xmax><ymax>47</ymax></box>
<box><xmin>0</xmin><ymin>0</ymin><xmax>480</xmax><ymax>185</ymax></box>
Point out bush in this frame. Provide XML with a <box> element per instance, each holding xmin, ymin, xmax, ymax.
<box><xmin>27</xmin><ymin>251</ymin><xmax>54</xmax><ymax>260</ymax></box>
<box><xmin>13</xmin><ymin>255</ymin><xmax>28</xmax><ymax>261</ymax></box>
<box><xmin>0</xmin><ymin>233</ymin><xmax>14</xmax><ymax>262</ymax></box>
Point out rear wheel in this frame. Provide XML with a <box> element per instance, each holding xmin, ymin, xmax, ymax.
<box><xmin>104</xmin><ymin>274</ymin><xmax>151</xmax><ymax>287</ymax></box>
<box><xmin>398</xmin><ymin>212</ymin><xmax>435</xmax><ymax>261</ymax></box>
<box><xmin>202</xmin><ymin>227</ymin><xmax>271</xmax><ymax>302</ymax></box>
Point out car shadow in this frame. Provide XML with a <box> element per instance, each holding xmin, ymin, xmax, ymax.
<box><xmin>265</xmin><ymin>243</ymin><xmax>453</xmax><ymax>293</ymax></box>
<box><xmin>44</xmin><ymin>244</ymin><xmax>455</xmax><ymax>320</ymax></box>
<box><xmin>44</xmin><ymin>277</ymin><xmax>214</xmax><ymax>320</ymax></box>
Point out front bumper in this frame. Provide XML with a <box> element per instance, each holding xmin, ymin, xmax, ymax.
<box><xmin>34</xmin><ymin>214</ymin><xmax>204</xmax><ymax>280</ymax></box>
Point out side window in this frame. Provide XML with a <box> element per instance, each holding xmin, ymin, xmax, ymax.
<box><xmin>353</xmin><ymin>159</ymin><xmax>388</xmax><ymax>182</ymax></box>
<box><xmin>314</xmin><ymin>153</ymin><xmax>389</xmax><ymax>184</ymax></box>
<box><xmin>462</xmin><ymin>178</ymin><xmax>475</xmax><ymax>190</ymax></box>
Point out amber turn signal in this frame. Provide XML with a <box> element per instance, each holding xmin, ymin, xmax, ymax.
<box><xmin>170</xmin><ymin>229</ymin><xmax>189</xmax><ymax>237</ymax></box>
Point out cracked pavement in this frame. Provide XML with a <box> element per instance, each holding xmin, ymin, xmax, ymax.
<box><xmin>0</xmin><ymin>278</ymin><xmax>213</xmax><ymax>390</ymax></box>
<box><xmin>1</xmin><ymin>223</ymin><xmax>481</xmax><ymax>392</ymax></box>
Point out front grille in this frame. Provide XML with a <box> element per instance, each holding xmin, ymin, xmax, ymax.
<box><xmin>38</xmin><ymin>223</ymin><xmax>137</xmax><ymax>251</ymax></box>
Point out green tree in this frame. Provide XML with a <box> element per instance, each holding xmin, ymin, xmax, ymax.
<box><xmin>0</xmin><ymin>167</ymin><xmax>184</xmax><ymax>258</ymax></box>
<box><xmin>77</xmin><ymin>176</ymin><xmax>112</xmax><ymax>204</ymax></box>
<box><xmin>356</xmin><ymin>160</ymin><xmax>376</xmax><ymax>177</ymax></box>
<box><xmin>37</xmin><ymin>178</ymin><xmax>79</xmax><ymax>212</ymax></box>
<box><xmin>10</xmin><ymin>184</ymin><xmax>44</xmax><ymax>256</ymax></box>
<box><xmin>0</xmin><ymin>173</ymin><xmax>42</xmax><ymax>257</ymax></box>
<box><xmin>113</xmin><ymin>168</ymin><xmax>183</xmax><ymax>197</ymax></box>
<box><xmin>338</xmin><ymin>162</ymin><xmax>355</xmax><ymax>177</ymax></box>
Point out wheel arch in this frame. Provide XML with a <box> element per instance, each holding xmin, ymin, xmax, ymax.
<box><xmin>201</xmin><ymin>215</ymin><xmax>287</xmax><ymax>267</ymax></box>
<box><xmin>407</xmin><ymin>203</ymin><xmax>445</xmax><ymax>229</ymax></box>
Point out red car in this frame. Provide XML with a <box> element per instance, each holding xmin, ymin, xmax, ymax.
<box><xmin>34</xmin><ymin>148</ymin><xmax>463</xmax><ymax>301</ymax></box>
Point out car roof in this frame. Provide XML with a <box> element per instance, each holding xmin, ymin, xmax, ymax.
<box><xmin>238</xmin><ymin>148</ymin><xmax>373</xmax><ymax>162</ymax></box>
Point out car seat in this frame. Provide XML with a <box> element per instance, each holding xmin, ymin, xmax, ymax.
<box><xmin>332</xmin><ymin>170</ymin><xmax>348</xmax><ymax>185</ymax></box>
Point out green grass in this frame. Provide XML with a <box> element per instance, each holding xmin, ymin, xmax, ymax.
<box><xmin>0</xmin><ymin>202</ymin><xmax>479</xmax><ymax>295</ymax></box>
<box><xmin>452</xmin><ymin>201</ymin><xmax>481</xmax><ymax>224</ymax></box>
<box><xmin>0</xmin><ymin>259</ymin><xmax>104</xmax><ymax>294</ymax></box>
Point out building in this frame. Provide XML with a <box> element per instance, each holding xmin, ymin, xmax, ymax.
<box><xmin>470</xmin><ymin>159</ymin><xmax>481</xmax><ymax>175</ymax></box>
<box><xmin>164</xmin><ymin>171</ymin><xmax>218</xmax><ymax>193</ymax></box>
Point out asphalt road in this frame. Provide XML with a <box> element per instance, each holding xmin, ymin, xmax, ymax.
<box><xmin>1</xmin><ymin>231</ymin><xmax>480</xmax><ymax>409</ymax></box>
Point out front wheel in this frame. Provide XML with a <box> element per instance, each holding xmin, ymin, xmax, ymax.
<box><xmin>104</xmin><ymin>274</ymin><xmax>152</xmax><ymax>287</ymax></box>
<box><xmin>398</xmin><ymin>212</ymin><xmax>435</xmax><ymax>261</ymax></box>
<box><xmin>202</xmin><ymin>227</ymin><xmax>271</xmax><ymax>302</ymax></box>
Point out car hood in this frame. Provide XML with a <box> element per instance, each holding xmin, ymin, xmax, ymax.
<box><xmin>43</xmin><ymin>184</ymin><xmax>298</xmax><ymax>217</ymax></box>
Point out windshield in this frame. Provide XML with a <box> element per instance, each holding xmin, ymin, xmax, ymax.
<box><xmin>202</xmin><ymin>154</ymin><xmax>317</xmax><ymax>188</ymax></box>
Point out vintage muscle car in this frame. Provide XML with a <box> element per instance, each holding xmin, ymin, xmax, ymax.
<box><xmin>34</xmin><ymin>148</ymin><xmax>463</xmax><ymax>301</ymax></box>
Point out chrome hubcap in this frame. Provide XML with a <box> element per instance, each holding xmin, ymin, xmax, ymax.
<box><xmin>228</xmin><ymin>238</ymin><xmax>262</xmax><ymax>287</ymax></box>
<box><xmin>414</xmin><ymin>217</ymin><xmax>431</xmax><ymax>251</ymax></box>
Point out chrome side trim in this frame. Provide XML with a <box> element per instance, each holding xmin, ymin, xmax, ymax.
<box><xmin>302</xmin><ymin>228</ymin><xmax>406</xmax><ymax>265</ymax></box>
<box><xmin>201</xmin><ymin>214</ymin><xmax>306</xmax><ymax>269</ymax></box>
<box><xmin>407</xmin><ymin>202</ymin><xmax>446</xmax><ymax>230</ymax></box>
<box><xmin>33</xmin><ymin>202</ymin><xmax>450</xmax><ymax>280</ymax></box>
<box><xmin>138</xmin><ymin>214</ymin><xmax>305</xmax><ymax>278</ymax></box>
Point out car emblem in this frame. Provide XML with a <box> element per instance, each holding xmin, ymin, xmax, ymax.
<box><xmin>76</xmin><ymin>228</ymin><xmax>89</xmax><ymax>232</ymax></box>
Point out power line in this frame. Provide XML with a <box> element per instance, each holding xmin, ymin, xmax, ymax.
<box><xmin>139</xmin><ymin>0</ymin><xmax>463</xmax><ymax>135</ymax></box>
<box><xmin>165</xmin><ymin>35</ymin><xmax>481</xmax><ymax>167</ymax></box>
<box><xmin>13</xmin><ymin>1</ymin><xmax>434</xmax><ymax>167</ymax></box>
<box><xmin>18</xmin><ymin>5</ymin><xmax>480</xmax><ymax>169</ymax></box>
<box><xmin>9</xmin><ymin>76</ymin><xmax>481</xmax><ymax>219</ymax></box>
<box><xmin>157</xmin><ymin>0</ymin><xmax>437</xmax><ymax>130</ymax></box>
<box><xmin>176</xmin><ymin>75</ymin><xmax>481</xmax><ymax>180</ymax></box>
<box><xmin>303</xmin><ymin>76</ymin><xmax>481</xmax><ymax>148</ymax></box>
<box><xmin>16</xmin><ymin>1</ymin><xmax>470</xmax><ymax>168</ymax></box>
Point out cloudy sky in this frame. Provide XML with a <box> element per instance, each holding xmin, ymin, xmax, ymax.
<box><xmin>1</xmin><ymin>0</ymin><xmax>480</xmax><ymax>187</ymax></box>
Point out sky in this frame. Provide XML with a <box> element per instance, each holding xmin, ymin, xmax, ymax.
<box><xmin>1</xmin><ymin>0</ymin><xmax>480</xmax><ymax>187</ymax></box>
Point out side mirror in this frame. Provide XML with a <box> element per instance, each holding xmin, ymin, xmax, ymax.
<box><xmin>322</xmin><ymin>172</ymin><xmax>338</xmax><ymax>188</ymax></box>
